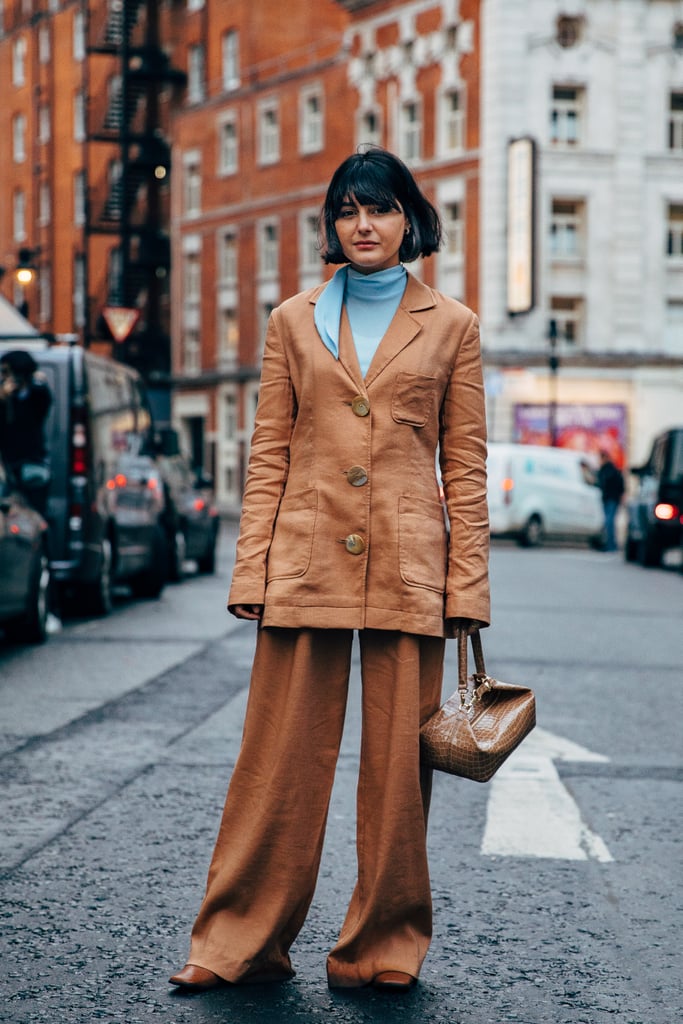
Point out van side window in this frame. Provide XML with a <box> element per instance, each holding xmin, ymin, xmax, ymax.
<box><xmin>666</xmin><ymin>432</ymin><xmax>683</xmax><ymax>482</ymax></box>
<box><xmin>85</xmin><ymin>358</ymin><xmax>136</xmax><ymax>454</ymax></box>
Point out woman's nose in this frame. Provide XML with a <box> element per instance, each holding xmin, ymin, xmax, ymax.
<box><xmin>357</xmin><ymin>208</ymin><xmax>372</xmax><ymax>230</ymax></box>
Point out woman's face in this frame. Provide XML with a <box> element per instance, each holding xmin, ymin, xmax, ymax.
<box><xmin>334</xmin><ymin>194</ymin><xmax>409</xmax><ymax>274</ymax></box>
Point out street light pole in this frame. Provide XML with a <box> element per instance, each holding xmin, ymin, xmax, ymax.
<box><xmin>548</xmin><ymin>318</ymin><xmax>559</xmax><ymax>447</ymax></box>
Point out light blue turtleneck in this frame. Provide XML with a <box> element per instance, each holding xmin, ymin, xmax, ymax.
<box><xmin>313</xmin><ymin>264</ymin><xmax>407</xmax><ymax>376</ymax></box>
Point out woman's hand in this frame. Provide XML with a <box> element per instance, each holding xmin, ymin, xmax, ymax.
<box><xmin>228</xmin><ymin>604</ymin><xmax>263</xmax><ymax>620</ymax></box>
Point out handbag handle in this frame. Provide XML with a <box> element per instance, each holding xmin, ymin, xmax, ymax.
<box><xmin>457</xmin><ymin>627</ymin><xmax>489</xmax><ymax>701</ymax></box>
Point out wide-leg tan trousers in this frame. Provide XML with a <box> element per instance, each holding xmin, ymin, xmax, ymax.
<box><xmin>187</xmin><ymin>626</ymin><xmax>445</xmax><ymax>987</ymax></box>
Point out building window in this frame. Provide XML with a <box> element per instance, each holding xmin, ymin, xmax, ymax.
<box><xmin>550</xmin><ymin>199</ymin><xmax>584</xmax><ymax>259</ymax></box>
<box><xmin>38</xmin><ymin>105</ymin><xmax>50</xmax><ymax>145</ymax></box>
<box><xmin>550</xmin><ymin>86</ymin><xmax>583</xmax><ymax>146</ymax></box>
<box><xmin>13</xmin><ymin>190</ymin><xmax>26</xmax><ymax>242</ymax></box>
<box><xmin>259</xmin><ymin>222</ymin><xmax>279</xmax><ymax>277</ymax></box>
<box><xmin>39</xmin><ymin>25</ymin><xmax>50</xmax><ymax>64</ymax></box>
<box><xmin>183</xmin><ymin>160</ymin><xmax>201</xmax><ymax>216</ymax></box>
<box><xmin>184</xmin><ymin>254</ymin><xmax>201</xmax><ymax>304</ymax></box>
<box><xmin>673</xmin><ymin>23</ymin><xmax>683</xmax><ymax>50</ymax></box>
<box><xmin>300</xmin><ymin>88</ymin><xmax>323</xmax><ymax>154</ymax></box>
<box><xmin>74</xmin><ymin>91</ymin><xmax>86</xmax><ymax>142</ymax></box>
<box><xmin>664</xmin><ymin>300</ymin><xmax>683</xmax><ymax>350</ymax></box>
<box><xmin>107</xmin><ymin>247</ymin><xmax>123</xmax><ymax>303</ymax></box>
<box><xmin>188</xmin><ymin>44</ymin><xmax>206</xmax><ymax>104</ymax></box>
<box><xmin>218</xmin><ymin>116</ymin><xmax>238</xmax><ymax>175</ymax></box>
<box><xmin>12</xmin><ymin>36</ymin><xmax>26</xmax><ymax>87</ymax></box>
<box><xmin>399</xmin><ymin>100</ymin><xmax>421</xmax><ymax>163</ymax></box>
<box><xmin>73</xmin><ymin>254</ymin><xmax>86</xmax><ymax>328</ymax></box>
<box><xmin>259</xmin><ymin>302</ymin><xmax>275</xmax><ymax>357</ymax></box>
<box><xmin>358</xmin><ymin>109</ymin><xmax>381</xmax><ymax>148</ymax></box>
<box><xmin>666</xmin><ymin>203</ymin><xmax>683</xmax><ymax>257</ymax></box>
<box><xmin>219</xmin><ymin>308</ymin><xmax>239</xmax><ymax>362</ymax></box>
<box><xmin>443</xmin><ymin>202</ymin><xmax>463</xmax><ymax>260</ymax></box>
<box><xmin>13</xmin><ymin>114</ymin><xmax>26</xmax><ymax>162</ymax></box>
<box><xmin>38</xmin><ymin>266</ymin><xmax>51</xmax><ymax>323</ymax></box>
<box><xmin>441</xmin><ymin>90</ymin><xmax>464</xmax><ymax>153</ymax></box>
<box><xmin>550</xmin><ymin>297</ymin><xmax>583</xmax><ymax>345</ymax></box>
<box><xmin>556</xmin><ymin>16</ymin><xmax>583</xmax><ymax>49</ymax></box>
<box><xmin>39</xmin><ymin>182</ymin><xmax>51</xmax><ymax>226</ymax></box>
<box><xmin>669</xmin><ymin>93</ymin><xmax>683</xmax><ymax>151</ymax></box>
<box><xmin>188</xmin><ymin>0</ymin><xmax>205</xmax><ymax>9</ymax></box>
<box><xmin>73</xmin><ymin>10</ymin><xmax>86</xmax><ymax>61</ymax></box>
<box><xmin>219</xmin><ymin>230</ymin><xmax>238</xmax><ymax>283</ymax></box>
<box><xmin>222</xmin><ymin>29</ymin><xmax>239</xmax><ymax>91</ymax></box>
<box><xmin>300</xmin><ymin>214</ymin><xmax>320</xmax><ymax>272</ymax></box>
<box><xmin>107</xmin><ymin>158</ymin><xmax>123</xmax><ymax>217</ymax></box>
<box><xmin>183</xmin><ymin>331</ymin><xmax>201</xmax><ymax>375</ymax></box>
<box><xmin>223</xmin><ymin>391</ymin><xmax>238</xmax><ymax>441</ymax></box>
<box><xmin>74</xmin><ymin>170</ymin><xmax>86</xmax><ymax>227</ymax></box>
<box><xmin>258</xmin><ymin>101</ymin><xmax>280</xmax><ymax>165</ymax></box>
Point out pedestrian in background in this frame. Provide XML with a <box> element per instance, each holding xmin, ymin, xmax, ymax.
<box><xmin>597</xmin><ymin>449</ymin><xmax>625</xmax><ymax>552</ymax></box>
<box><xmin>0</xmin><ymin>350</ymin><xmax>52</xmax><ymax>517</ymax></box>
<box><xmin>170</xmin><ymin>148</ymin><xmax>490</xmax><ymax>994</ymax></box>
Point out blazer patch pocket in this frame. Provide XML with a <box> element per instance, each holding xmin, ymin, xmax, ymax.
<box><xmin>398</xmin><ymin>494</ymin><xmax>447</xmax><ymax>592</ymax></box>
<box><xmin>391</xmin><ymin>372</ymin><xmax>438</xmax><ymax>427</ymax></box>
<box><xmin>266</xmin><ymin>488</ymin><xmax>318</xmax><ymax>581</ymax></box>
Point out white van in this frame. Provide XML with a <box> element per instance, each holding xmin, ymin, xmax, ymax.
<box><xmin>487</xmin><ymin>442</ymin><xmax>604</xmax><ymax>547</ymax></box>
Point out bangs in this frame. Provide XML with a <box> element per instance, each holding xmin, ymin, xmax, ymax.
<box><xmin>328</xmin><ymin>164</ymin><xmax>402</xmax><ymax>218</ymax></box>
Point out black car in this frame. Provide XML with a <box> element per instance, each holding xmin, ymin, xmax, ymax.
<box><xmin>625</xmin><ymin>427</ymin><xmax>683</xmax><ymax>567</ymax></box>
<box><xmin>154</xmin><ymin>429</ymin><xmax>220</xmax><ymax>580</ymax></box>
<box><xmin>0</xmin><ymin>341</ymin><xmax>169</xmax><ymax>613</ymax></box>
<box><xmin>0</xmin><ymin>457</ymin><xmax>51</xmax><ymax>643</ymax></box>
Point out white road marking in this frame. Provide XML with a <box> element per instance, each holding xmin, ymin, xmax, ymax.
<box><xmin>481</xmin><ymin>727</ymin><xmax>614</xmax><ymax>862</ymax></box>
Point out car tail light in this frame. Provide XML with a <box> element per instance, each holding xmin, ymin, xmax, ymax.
<box><xmin>654</xmin><ymin>503</ymin><xmax>679</xmax><ymax>521</ymax></box>
<box><xmin>193</xmin><ymin>497</ymin><xmax>205</xmax><ymax>512</ymax></box>
<box><xmin>70</xmin><ymin>411</ymin><xmax>89</xmax><ymax>476</ymax></box>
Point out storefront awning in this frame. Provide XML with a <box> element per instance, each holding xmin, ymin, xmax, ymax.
<box><xmin>0</xmin><ymin>294</ymin><xmax>40</xmax><ymax>340</ymax></box>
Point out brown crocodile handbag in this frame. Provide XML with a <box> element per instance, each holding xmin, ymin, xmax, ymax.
<box><xmin>420</xmin><ymin>628</ymin><xmax>536</xmax><ymax>782</ymax></box>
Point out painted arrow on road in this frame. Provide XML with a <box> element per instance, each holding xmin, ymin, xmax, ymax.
<box><xmin>481</xmin><ymin>727</ymin><xmax>614</xmax><ymax>862</ymax></box>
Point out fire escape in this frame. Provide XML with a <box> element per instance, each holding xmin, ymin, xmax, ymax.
<box><xmin>86</xmin><ymin>0</ymin><xmax>186</xmax><ymax>395</ymax></box>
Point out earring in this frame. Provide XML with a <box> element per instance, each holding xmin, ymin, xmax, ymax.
<box><xmin>404</xmin><ymin>225</ymin><xmax>411</xmax><ymax>235</ymax></box>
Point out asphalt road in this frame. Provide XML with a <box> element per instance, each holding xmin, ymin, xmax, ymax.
<box><xmin>0</xmin><ymin>525</ymin><xmax>681</xmax><ymax>1024</ymax></box>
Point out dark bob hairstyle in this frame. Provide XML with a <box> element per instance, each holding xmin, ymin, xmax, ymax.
<box><xmin>319</xmin><ymin>148</ymin><xmax>442</xmax><ymax>265</ymax></box>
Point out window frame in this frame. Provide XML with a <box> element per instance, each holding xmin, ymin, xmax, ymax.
<box><xmin>218</xmin><ymin>113</ymin><xmax>239</xmax><ymax>175</ymax></box>
<box><xmin>550</xmin><ymin>85</ymin><xmax>584</xmax><ymax>147</ymax></box>
<box><xmin>398</xmin><ymin>98</ymin><xmax>422</xmax><ymax>164</ymax></box>
<box><xmin>299</xmin><ymin>85</ymin><xmax>324</xmax><ymax>155</ymax></box>
<box><xmin>258</xmin><ymin>99</ymin><xmax>280</xmax><ymax>165</ymax></box>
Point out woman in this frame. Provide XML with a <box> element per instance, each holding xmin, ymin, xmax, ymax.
<box><xmin>170</xmin><ymin>148</ymin><xmax>490</xmax><ymax>993</ymax></box>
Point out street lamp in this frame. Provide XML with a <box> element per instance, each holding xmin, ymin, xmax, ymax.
<box><xmin>15</xmin><ymin>247</ymin><xmax>39</xmax><ymax>318</ymax></box>
<box><xmin>548</xmin><ymin>317</ymin><xmax>559</xmax><ymax>447</ymax></box>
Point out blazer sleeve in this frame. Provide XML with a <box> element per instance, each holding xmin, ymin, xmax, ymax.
<box><xmin>439</xmin><ymin>311</ymin><xmax>491</xmax><ymax>627</ymax></box>
<box><xmin>227</xmin><ymin>307</ymin><xmax>296</xmax><ymax>608</ymax></box>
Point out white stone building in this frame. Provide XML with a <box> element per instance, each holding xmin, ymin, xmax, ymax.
<box><xmin>480</xmin><ymin>0</ymin><xmax>683</xmax><ymax>467</ymax></box>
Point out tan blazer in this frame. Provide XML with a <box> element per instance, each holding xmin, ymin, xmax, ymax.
<box><xmin>228</xmin><ymin>271</ymin><xmax>490</xmax><ymax>637</ymax></box>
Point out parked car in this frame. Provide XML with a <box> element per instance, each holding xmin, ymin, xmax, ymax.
<box><xmin>0</xmin><ymin>456</ymin><xmax>51</xmax><ymax>643</ymax></box>
<box><xmin>0</xmin><ymin>341</ymin><xmax>169</xmax><ymax>614</ymax></box>
<box><xmin>624</xmin><ymin>427</ymin><xmax>683</xmax><ymax>567</ymax></box>
<box><xmin>153</xmin><ymin>428</ymin><xmax>220</xmax><ymax>579</ymax></box>
<box><xmin>487</xmin><ymin>442</ymin><xmax>604</xmax><ymax>547</ymax></box>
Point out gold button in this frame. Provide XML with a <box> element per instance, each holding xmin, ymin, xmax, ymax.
<box><xmin>346</xmin><ymin>465</ymin><xmax>368</xmax><ymax>487</ymax></box>
<box><xmin>345</xmin><ymin>533</ymin><xmax>365</xmax><ymax>555</ymax></box>
<box><xmin>351</xmin><ymin>395</ymin><xmax>370</xmax><ymax>417</ymax></box>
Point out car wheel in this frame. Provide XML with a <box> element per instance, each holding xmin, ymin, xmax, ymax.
<box><xmin>12</xmin><ymin>550</ymin><xmax>50</xmax><ymax>644</ymax></box>
<box><xmin>197</xmin><ymin>536</ymin><xmax>217</xmax><ymax>574</ymax></box>
<box><xmin>518</xmin><ymin>515</ymin><xmax>544</xmax><ymax>548</ymax></box>
<box><xmin>637</xmin><ymin>531</ymin><xmax>661</xmax><ymax>568</ymax></box>
<box><xmin>132</xmin><ymin>526</ymin><xmax>168</xmax><ymax>598</ymax></box>
<box><xmin>624</xmin><ymin>532</ymin><xmax>638</xmax><ymax>562</ymax></box>
<box><xmin>168</xmin><ymin>529</ymin><xmax>186</xmax><ymax>583</ymax></box>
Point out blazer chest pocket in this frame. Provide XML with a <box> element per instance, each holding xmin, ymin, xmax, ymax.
<box><xmin>398</xmin><ymin>494</ymin><xmax>447</xmax><ymax>592</ymax></box>
<box><xmin>266</xmin><ymin>488</ymin><xmax>318</xmax><ymax>581</ymax></box>
<box><xmin>391</xmin><ymin>372</ymin><xmax>438</xmax><ymax>427</ymax></box>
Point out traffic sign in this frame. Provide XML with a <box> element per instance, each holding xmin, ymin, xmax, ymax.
<box><xmin>102</xmin><ymin>306</ymin><xmax>141</xmax><ymax>343</ymax></box>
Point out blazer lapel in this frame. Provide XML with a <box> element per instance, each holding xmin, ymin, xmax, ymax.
<box><xmin>364</xmin><ymin>273</ymin><xmax>436</xmax><ymax>387</ymax></box>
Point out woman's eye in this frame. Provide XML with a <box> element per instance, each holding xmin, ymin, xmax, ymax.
<box><xmin>338</xmin><ymin>209</ymin><xmax>357</xmax><ymax>218</ymax></box>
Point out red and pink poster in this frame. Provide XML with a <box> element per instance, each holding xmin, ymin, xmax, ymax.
<box><xmin>513</xmin><ymin>403</ymin><xmax>628</xmax><ymax>469</ymax></box>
